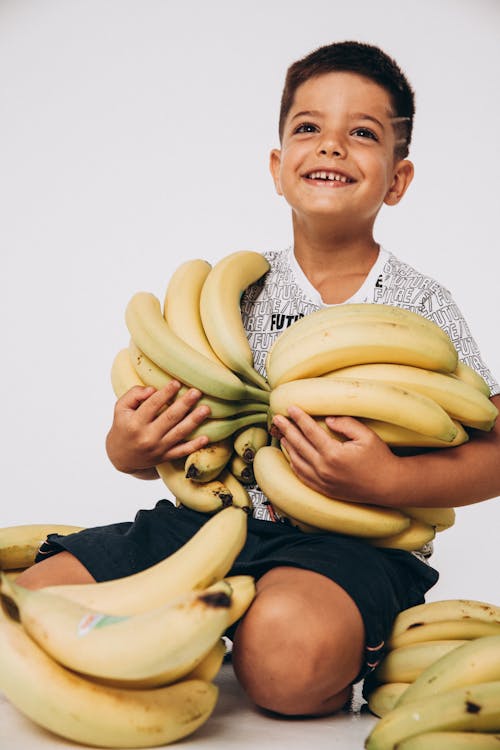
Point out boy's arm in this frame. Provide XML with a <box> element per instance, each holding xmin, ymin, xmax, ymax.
<box><xmin>272</xmin><ymin>394</ymin><xmax>500</xmax><ymax>509</ymax></box>
<box><xmin>106</xmin><ymin>380</ymin><xmax>211</xmax><ymax>478</ymax></box>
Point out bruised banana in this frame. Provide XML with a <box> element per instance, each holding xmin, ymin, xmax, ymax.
<box><xmin>0</xmin><ymin>523</ymin><xmax>85</xmax><ymax>570</ymax></box>
<box><xmin>403</xmin><ymin>506</ymin><xmax>455</xmax><ymax>532</ymax></box>
<box><xmin>253</xmin><ymin>447</ymin><xmax>410</xmax><ymax>538</ymax></box>
<box><xmin>397</xmin><ymin>634</ymin><xmax>500</xmax><ymax>706</ymax></box>
<box><xmin>366</xmin><ymin>682</ymin><xmax>410</xmax><ymax>718</ymax></box>
<box><xmin>392</xmin><ymin>732</ymin><xmax>500</xmax><ymax>750</ymax></box>
<box><xmin>270</xmin><ymin>377</ymin><xmax>458</xmax><ymax>443</ymax></box>
<box><xmin>388</xmin><ymin>618</ymin><xmax>500</xmax><ymax>650</ymax></box>
<box><xmin>163</xmin><ymin>258</ymin><xmax>224</xmax><ymax>365</ymax></box>
<box><xmin>229</xmin><ymin>454</ymin><xmax>255</xmax><ymax>484</ymax></box>
<box><xmin>266</xmin><ymin>315</ymin><xmax>458</xmax><ymax>387</ymax></box>
<box><xmin>217</xmin><ymin>470</ymin><xmax>253</xmax><ymax>512</ymax></box>
<box><xmin>233</xmin><ymin>425</ymin><xmax>269</xmax><ymax>462</ymax></box>
<box><xmin>127</xmin><ymin>341</ymin><xmax>269</xmax><ymax>415</ymax></box>
<box><xmin>365</xmin><ymin>681</ymin><xmax>500</xmax><ymax>750</ymax></box>
<box><xmin>2</xmin><ymin>575</ymin><xmax>231</xmax><ymax>687</ymax></box>
<box><xmin>184</xmin><ymin>439</ymin><xmax>233</xmax><ymax>482</ymax></box>
<box><xmin>267</xmin><ymin>303</ymin><xmax>453</xmax><ymax>370</ymax></box>
<box><xmin>368</xmin><ymin>519</ymin><xmax>436</xmax><ymax>552</ymax></box>
<box><xmin>372</xmin><ymin>640</ymin><xmax>466</xmax><ymax>684</ymax></box>
<box><xmin>156</xmin><ymin>460</ymin><xmax>233</xmax><ymax>513</ymax></box>
<box><xmin>125</xmin><ymin>290</ymin><xmax>252</xmax><ymax>401</ymax></box>
<box><xmin>0</xmin><ymin>610</ymin><xmax>218</xmax><ymax>748</ymax></box>
<box><xmin>200</xmin><ymin>250</ymin><xmax>270</xmax><ymax>391</ymax></box>
<box><xmin>42</xmin><ymin>506</ymin><xmax>247</xmax><ymax>615</ymax></box>
<box><xmin>391</xmin><ymin>599</ymin><xmax>500</xmax><ymax>641</ymax></box>
<box><xmin>327</xmin><ymin>363</ymin><xmax>498</xmax><ymax>431</ymax></box>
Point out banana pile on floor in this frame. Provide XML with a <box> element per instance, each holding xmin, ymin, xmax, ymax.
<box><xmin>363</xmin><ymin>597</ymin><xmax>500</xmax><ymax>749</ymax></box>
<box><xmin>112</xmin><ymin>249</ymin><xmax>497</xmax><ymax>552</ymax></box>
<box><xmin>0</xmin><ymin>507</ymin><xmax>254</xmax><ymax>748</ymax></box>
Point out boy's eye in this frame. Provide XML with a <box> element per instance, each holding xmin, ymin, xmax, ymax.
<box><xmin>352</xmin><ymin>127</ymin><xmax>378</xmax><ymax>141</ymax></box>
<box><xmin>294</xmin><ymin>122</ymin><xmax>319</xmax><ymax>134</ymax></box>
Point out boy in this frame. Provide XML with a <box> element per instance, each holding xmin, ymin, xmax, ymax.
<box><xmin>17</xmin><ymin>41</ymin><xmax>500</xmax><ymax>718</ymax></box>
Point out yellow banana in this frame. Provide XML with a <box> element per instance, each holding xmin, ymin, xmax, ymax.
<box><xmin>365</xmin><ymin>681</ymin><xmax>500</xmax><ymax>749</ymax></box>
<box><xmin>318</xmin><ymin>415</ymin><xmax>469</xmax><ymax>449</ymax></box>
<box><xmin>0</xmin><ymin>523</ymin><xmax>85</xmax><ymax>570</ymax></box>
<box><xmin>253</xmin><ymin>447</ymin><xmax>410</xmax><ymax>538</ymax></box>
<box><xmin>389</xmin><ymin>619</ymin><xmax>500</xmax><ymax>650</ymax></box>
<box><xmin>156</xmin><ymin>460</ymin><xmax>233</xmax><ymax>513</ymax></box>
<box><xmin>199</xmin><ymin>250</ymin><xmax>270</xmax><ymax>390</ymax></box>
<box><xmin>163</xmin><ymin>258</ymin><xmax>225</xmax><ymax>364</ymax></box>
<box><xmin>392</xmin><ymin>732</ymin><xmax>500</xmax><ymax>750</ymax></box>
<box><xmin>224</xmin><ymin>574</ymin><xmax>256</xmax><ymax>625</ymax></box>
<box><xmin>128</xmin><ymin>340</ymin><xmax>268</xmax><ymax>416</ymax></box>
<box><xmin>270</xmin><ymin>377</ymin><xmax>458</xmax><ymax>442</ymax></box>
<box><xmin>233</xmin><ymin>425</ymin><xmax>270</xmax><ymax>462</ymax></box>
<box><xmin>181</xmin><ymin>638</ymin><xmax>226</xmax><ymax>683</ymax></box>
<box><xmin>369</xmin><ymin>519</ymin><xmax>436</xmax><ymax>552</ymax></box>
<box><xmin>125</xmin><ymin>290</ymin><xmax>250</xmax><ymax>401</ymax></box>
<box><xmin>0</xmin><ymin>610</ymin><xmax>218</xmax><ymax>748</ymax></box>
<box><xmin>327</xmin><ymin>363</ymin><xmax>498</xmax><ymax>431</ymax></box>
<box><xmin>366</xmin><ymin>682</ymin><xmax>410</xmax><ymax>717</ymax></box>
<box><xmin>41</xmin><ymin>505</ymin><xmax>247</xmax><ymax>615</ymax></box>
<box><xmin>2</xmin><ymin>575</ymin><xmax>231</xmax><ymax>687</ymax></box>
<box><xmin>229</xmin><ymin>454</ymin><xmax>255</xmax><ymax>484</ymax></box>
<box><xmin>217</xmin><ymin>470</ymin><xmax>253</xmax><ymax>512</ymax></box>
<box><xmin>403</xmin><ymin>506</ymin><xmax>456</xmax><ymax>532</ymax></box>
<box><xmin>187</xmin><ymin>412</ymin><xmax>268</xmax><ymax>442</ymax></box>
<box><xmin>266</xmin><ymin>316</ymin><xmax>458</xmax><ymax>387</ymax></box>
<box><xmin>391</xmin><ymin>599</ymin><xmax>500</xmax><ymax>641</ymax></box>
<box><xmin>454</xmin><ymin>360</ymin><xmax>492</xmax><ymax>397</ymax></box>
<box><xmin>372</xmin><ymin>640</ymin><xmax>467</xmax><ymax>684</ymax></box>
<box><xmin>184</xmin><ymin>439</ymin><xmax>233</xmax><ymax>482</ymax></box>
<box><xmin>397</xmin><ymin>634</ymin><xmax>500</xmax><ymax>706</ymax></box>
<box><xmin>111</xmin><ymin>348</ymin><xmax>145</xmax><ymax>397</ymax></box>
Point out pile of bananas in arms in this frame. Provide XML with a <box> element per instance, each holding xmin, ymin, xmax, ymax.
<box><xmin>111</xmin><ymin>250</ymin><xmax>497</xmax><ymax>551</ymax></box>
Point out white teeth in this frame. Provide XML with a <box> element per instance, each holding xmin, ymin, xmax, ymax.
<box><xmin>308</xmin><ymin>171</ymin><xmax>350</xmax><ymax>183</ymax></box>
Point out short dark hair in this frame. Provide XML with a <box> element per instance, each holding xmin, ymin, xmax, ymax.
<box><xmin>278</xmin><ymin>41</ymin><xmax>415</xmax><ymax>160</ymax></box>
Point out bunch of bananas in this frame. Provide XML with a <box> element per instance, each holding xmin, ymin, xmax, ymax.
<box><xmin>0</xmin><ymin>507</ymin><xmax>255</xmax><ymax>747</ymax></box>
<box><xmin>364</xmin><ymin>597</ymin><xmax>500</xmax><ymax>749</ymax></box>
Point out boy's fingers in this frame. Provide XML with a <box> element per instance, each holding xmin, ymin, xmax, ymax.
<box><xmin>157</xmin><ymin>403</ymin><xmax>212</xmax><ymax>446</ymax></box>
<box><xmin>136</xmin><ymin>381</ymin><xmax>184</xmax><ymax>418</ymax></box>
<box><xmin>118</xmin><ymin>385</ymin><xmax>157</xmax><ymax>410</ymax></box>
<box><xmin>161</xmin><ymin>435</ymin><xmax>210</xmax><ymax>461</ymax></box>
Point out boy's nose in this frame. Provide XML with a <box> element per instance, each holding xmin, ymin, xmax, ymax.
<box><xmin>317</xmin><ymin>134</ymin><xmax>346</xmax><ymax>158</ymax></box>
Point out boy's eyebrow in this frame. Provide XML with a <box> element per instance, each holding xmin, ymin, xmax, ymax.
<box><xmin>289</xmin><ymin>110</ymin><xmax>321</xmax><ymax>122</ymax></box>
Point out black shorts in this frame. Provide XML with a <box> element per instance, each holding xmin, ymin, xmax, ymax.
<box><xmin>36</xmin><ymin>499</ymin><xmax>439</xmax><ymax>682</ymax></box>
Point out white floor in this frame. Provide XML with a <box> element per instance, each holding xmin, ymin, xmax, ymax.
<box><xmin>0</xmin><ymin>663</ymin><xmax>377</xmax><ymax>749</ymax></box>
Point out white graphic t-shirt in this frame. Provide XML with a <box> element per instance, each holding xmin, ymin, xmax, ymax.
<box><xmin>240</xmin><ymin>247</ymin><xmax>499</xmax><ymax>556</ymax></box>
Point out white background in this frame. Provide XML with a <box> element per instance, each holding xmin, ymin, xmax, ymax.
<box><xmin>1</xmin><ymin>0</ymin><xmax>498</xmax><ymax>602</ymax></box>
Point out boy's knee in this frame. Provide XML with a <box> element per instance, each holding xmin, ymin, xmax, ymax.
<box><xmin>13</xmin><ymin>551</ymin><xmax>95</xmax><ymax>590</ymax></box>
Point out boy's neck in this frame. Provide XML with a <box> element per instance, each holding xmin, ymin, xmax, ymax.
<box><xmin>292</xmin><ymin>221</ymin><xmax>380</xmax><ymax>305</ymax></box>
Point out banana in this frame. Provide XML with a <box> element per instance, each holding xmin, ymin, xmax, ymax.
<box><xmin>229</xmin><ymin>454</ymin><xmax>255</xmax><ymax>484</ymax></box>
<box><xmin>111</xmin><ymin>348</ymin><xmax>145</xmax><ymax>397</ymax></box>
<box><xmin>372</xmin><ymin>640</ymin><xmax>467</xmax><ymax>684</ymax></box>
<box><xmin>0</xmin><ymin>523</ymin><xmax>85</xmax><ymax>569</ymax></box>
<box><xmin>184</xmin><ymin>439</ymin><xmax>233</xmax><ymax>482</ymax></box>
<box><xmin>366</xmin><ymin>682</ymin><xmax>411</xmax><ymax>717</ymax></box>
<box><xmin>369</xmin><ymin>519</ymin><xmax>436</xmax><ymax>552</ymax></box>
<box><xmin>129</xmin><ymin>340</ymin><xmax>269</xmax><ymax>416</ymax></box>
<box><xmin>2</xmin><ymin>575</ymin><xmax>232</xmax><ymax>687</ymax></box>
<box><xmin>187</xmin><ymin>412</ymin><xmax>268</xmax><ymax>442</ymax></box>
<box><xmin>403</xmin><ymin>506</ymin><xmax>456</xmax><ymax>532</ymax></box>
<box><xmin>163</xmin><ymin>258</ymin><xmax>225</xmax><ymax>365</ymax></box>
<box><xmin>397</xmin><ymin>635</ymin><xmax>500</xmax><ymax>706</ymax></box>
<box><xmin>267</xmin><ymin>303</ymin><xmax>453</xmax><ymax>370</ymax></box>
<box><xmin>391</xmin><ymin>599</ymin><xmax>500</xmax><ymax>641</ymax></box>
<box><xmin>326</xmin><ymin>363</ymin><xmax>498</xmax><ymax>431</ymax></box>
<box><xmin>157</xmin><ymin>460</ymin><xmax>233</xmax><ymax>513</ymax></box>
<box><xmin>266</xmin><ymin>316</ymin><xmax>458</xmax><ymax>387</ymax></box>
<box><xmin>270</xmin><ymin>378</ymin><xmax>458</xmax><ymax>443</ymax></box>
<box><xmin>388</xmin><ymin>619</ymin><xmax>500</xmax><ymax>650</ymax></box>
<box><xmin>0</xmin><ymin>610</ymin><xmax>218</xmax><ymax>748</ymax></box>
<box><xmin>41</xmin><ymin>505</ymin><xmax>248</xmax><ymax>615</ymax></box>
<box><xmin>224</xmin><ymin>574</ymin><xmax>256</xmax><ymax>625</ymax></box>
<box><xmin>318</xmin><ymin>415</ymin><xmax>469</xmax><ymax>449</ymax></box>
<box><xmin>365</xmin><ymin>681</ymin><xmax>500</xmax><ymax>749</ymax></box>
<box><xmin>217</xmin><ymin>470</ymin><xmax>253</xmax><ymax>512</ymax></box>
<box><xmin>199</xmin><ymin>250</ymin><xmax>270</xmax><ymax>390</ymax></box>
<box><xmin>125</xmin><ymin>290</ymin><xmax>251</xmax><ymax>401</ymax></box>
<box><xmin>233</xmin><ymin>425</ymin><xmax>270</xmax><ymax>462</ymax></box>
<box><xmin>253</xmin><ymin>447</ymin><xmax>410</xmax><ymax>538</ymax></box>
<box><xmin>181</xmin><ymin>638</ymin><xmax>226</xmax><ymax>683</ymax></box>
<box><xmin>393</xmin><ymin>732</ymin><xmax>500</xmax><ymax>750</ymax></box>
<box><xmin>454</xmin><ymin>360</ymin><xmax>492</xmax><ymax>397</ymax></box>
<box><xmin>272</xmin><ymin>504</ymin><xmax>324</xmax><ymax>533</ymax></box>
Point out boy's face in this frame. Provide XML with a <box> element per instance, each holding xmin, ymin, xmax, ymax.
<box><xmin>270</xmin><ymin>72</ymin><xmax>413</xmax><ymax>229</ymax></box>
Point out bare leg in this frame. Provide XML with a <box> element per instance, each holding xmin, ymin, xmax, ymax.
<box><xmin>14</xmin><ymin>552</ymin><xmax>96</xmax><ymax>590</ymax></box>
<box><xmin>232</xmin><ymin>566</ymin><xmax>365</xmax><ymax>717</ymax></box>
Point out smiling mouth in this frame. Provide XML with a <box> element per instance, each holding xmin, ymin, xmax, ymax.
<box><xmin>304</xmin><ymin>170</ymin><xmax>355</xmax><ymax>184</ymax></box>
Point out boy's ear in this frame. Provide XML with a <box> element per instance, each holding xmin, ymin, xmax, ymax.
<box><xmin>269</xmin><ymin>149</ymin><xmax>283</xmax><ymax>195</ymax></box>
<box><xmin>384</xmin><ymin>159</ymin><xmax>414</xmax><ymax>206</ymax></box>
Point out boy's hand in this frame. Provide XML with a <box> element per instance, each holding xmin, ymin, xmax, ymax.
<box><xmin>106</xmin><ymin>381</ymin><xmax>211</xmax><ymax>475</ymax></box>
<box><xmin>272</xmin><ymin>406</ymin><xmax>400</xmax><ymax>506</ymax></box>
